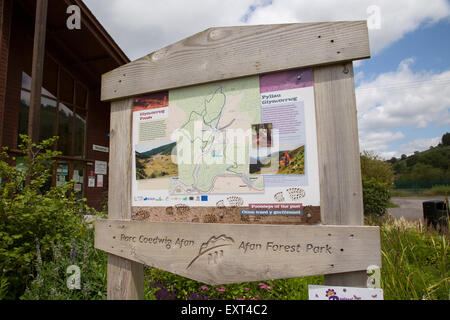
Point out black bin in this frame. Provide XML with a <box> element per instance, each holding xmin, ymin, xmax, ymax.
<box><xmin>423</xmin><ymin>200</ymin><xmax>448</xmax><ymax>229</ymax></box>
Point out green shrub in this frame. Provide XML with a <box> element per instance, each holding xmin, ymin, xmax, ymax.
<box><xmin>362</xmin><ymin>178</ymin><xmax>391</xmax><ymax>216</ymax></box>
<box><xmin>361</xmin><ymin>151</ymin><xmax>394</xmax><ymax>186</ymax></box>
<box><xmin>422</xmin><ymin>185</ymin><xmax>450</xmax><ymax>197</ymax></box>
<box><xmin>0</xmin><ymin>135</ymin><xmax>96</xmax><ymax>299</ymax></box>
<box><xmin>21</xmin><ymin>226</ymin><xmax>107</xmax><ymax>300</ymax></box>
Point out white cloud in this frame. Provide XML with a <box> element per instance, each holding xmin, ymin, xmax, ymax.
<box><xmin>245</xmin><ymin>0</ymin><xmax>450</xmax><ymax>55</ymax></box>
<box><xmin>356</xmin><ymin>58</ymin><xmax>450</xmax><ymax>158</ymax></box>
<box><xmin>84</xmin><ymin>0</ymin><xmax>254</xmax><ymax>60</ymax></box>
<box><xmin>395</xmin><ymin>137</ymin><xmax>442</xmax><ymax>156</ymax></box>
<box><xmin>83</xmin><ymin>0</ymin><xmax>450</xmax><ymax>60</ymax></box>
<box><xmin>356</xmin><ymin>58</ymin><xmax>450</xmax><ymax>130</ymax></box>
<box><xmin>359</xmin><ymin>131</ymin><xmax>405</xmax><ymax>153</ymax></box>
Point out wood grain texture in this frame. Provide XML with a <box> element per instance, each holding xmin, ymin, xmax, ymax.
<box><xmin>314</xmin><ymin>63</ymin><xmax>368</xmax><ymax>287</ymax></box>
<box><xmin>28</xmin><ymin>0</ymin><xmax>48</xmax><ymax>143</ymax></box>
<box><xmin>95</xmin><ymin>219</ymin><xmax>381</xmax><ymax>285</ymax></box>
<box><xmin>101</xmin><ymin>21</ymin><xmax>370</xmax><ymax>101</ymax></box>
<box><xmin>107</xmin><ymin>99</ymin><xmax>144</xmax><ymax>300</ymax></box>
<box><xmin>0</xmin><ymin>0</ymin><xmax>13</xmax><ymax>146</ymax></box>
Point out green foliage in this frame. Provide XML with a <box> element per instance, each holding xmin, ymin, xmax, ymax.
<box><xmin>360</xmin><ymin>151</ymin><xmax>393</xmax><ymax>216</ymax></box>
<box><xmin>21</xmin><ymin>227</ymin><xmax>107</xmax><ymax>300</ymax></box>
<box><xmin>362</xmin><ymin>178</ymin><xmax>391</xmax><ymax>216</ymax></box>
<box><xmin>441</xmin><ymin>132</ymin><xmax>450</xmax><ymax>147</ymax></box>
<box><xmin>361</xmin><ymin>151</ymin><xmax>394</xmax><ymax>186</ymax></box>
<box><xmin>0</xmin><ymin>277</ymin><xmax>8</xmax><ymax>300</ymax></box>
<box><xmin>145</xmin><ymin>266</ymin><xmax>323</xmax><ymax>300</ymax></box>
<box><xmin>392</xmin><ymin>145</ymin><xmax>450</xmax><ymax>189</ymax></box>
<box><xmin>0</xmin><ymin>135</ymin><xmax>96</xmax><ymax>299</ymax></box>
<box><xmin>422</xmin><ymin>185</ymin><xmax>450</xmax><ymax>197</ymax></box>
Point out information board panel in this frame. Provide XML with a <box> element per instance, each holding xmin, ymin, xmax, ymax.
<box><xmin>131</xmin><ymin>68</ymin><xmax>320</xmax><ymax>224</ymax></box>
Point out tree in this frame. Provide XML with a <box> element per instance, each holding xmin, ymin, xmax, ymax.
<box><xmin>360</xmin><ymin>151</ymin><xmax>394</xmax><ymax>186</ymax></box>
<box><xmin>442</xmin><ymin>132</ymin><xmax>450</xmax><ymax>146</ymax></box>
<box><xmin>387</xmin><ymin>157</ymin><xmax>398</xmax><ymax>164</ymax></box>
<box><xmin>360</xmin><ymin>151</ymin><xmax>394</xmax><ymax>217</ymax></box>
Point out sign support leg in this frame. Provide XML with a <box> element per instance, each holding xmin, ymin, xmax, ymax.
<box><xmin>314</xmin><ymin>62</ymin><xmax>367</xmax><ymax>287</ymax></box>
<box><xmin>107</xmin><ymin>98</ymin><xmax>144</xmax><ymax>300</ymax></box>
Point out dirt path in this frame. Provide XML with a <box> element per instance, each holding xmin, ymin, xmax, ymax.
<box><xmin>387</xmin><ymin>196</ymin><xmax>446</xmax><ymax>222</ymax></box>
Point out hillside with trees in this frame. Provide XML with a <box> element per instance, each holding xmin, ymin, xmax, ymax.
<box><xmin>387</xmin><ymin>133</ymin><xmax>450</xmax><ymax>189</ymax></box>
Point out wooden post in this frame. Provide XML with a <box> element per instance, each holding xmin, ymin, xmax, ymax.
<box><xmin>314</xmin><ymin>62</ymin><xmax>367</xmax><ymax>286</ymax></box>
<box><xmin>0</xmin><ymin>0</ymin><xmax>13</xmax><ymax>146</ymax></box>
<box><xmin>28</xmin><ymin>0</ymin><xmax>48</xmax><ymax>143</ymax></box>
<box><xmin>107</xmin><ymin>99</ymin><xmax>144</xmax><ymax>300</ymax></box>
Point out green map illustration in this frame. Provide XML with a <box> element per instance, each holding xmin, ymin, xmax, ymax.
<box><xmin>168</xmin><ymin>76</ymin><xmax>264</xmax><ymax>195</ymax></box>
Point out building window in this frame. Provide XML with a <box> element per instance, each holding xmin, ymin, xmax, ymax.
<box><xmin>18</xmin><ymin>55</ymin><xmax>88</xmax><ymax>158</ymax></box>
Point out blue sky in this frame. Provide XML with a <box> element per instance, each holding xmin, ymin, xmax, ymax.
<box><xmin>84</xmin><ymin>0</ymin><xmax>450</xmax><ymax>159</ymax></box>
<box><xmin>357</xmin><ymin>20</ymin><xmax>450</xmax><ymax>78</ymax></box>
<box><xmin>355</xmin><ymin>17</ymin><xmax>450</xmax><ymax>158</ymax></box>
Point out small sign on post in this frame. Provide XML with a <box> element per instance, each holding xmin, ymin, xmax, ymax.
<box><xmin>96</xmin><ymin>21</ymin><xmax>380</xmax><ymax>300</ymax></box>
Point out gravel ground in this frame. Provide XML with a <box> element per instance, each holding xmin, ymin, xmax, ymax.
<box><xmin>387</xmin><ymin>196</ymin><xmax>447</xmax><ymax>222</ymax></box>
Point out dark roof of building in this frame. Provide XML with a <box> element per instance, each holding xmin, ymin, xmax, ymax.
<box><xmin>15</xmin><ymin>0</ymin><xmax>130</xmax><ymax>86</ymax></box>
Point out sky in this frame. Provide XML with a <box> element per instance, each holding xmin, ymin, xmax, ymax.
<box><xmin>84</xmin><ymin>0</ymin><xmax>450</xmax><ymax>159</ymax></box>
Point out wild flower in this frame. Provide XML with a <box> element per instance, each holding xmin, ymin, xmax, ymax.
<box><xmin>51</xmin><ymin>242</ymin><xmax>62</xmax><ymax>261</ymax></box>
<box><xmin>258</xmin><ymin>282</ymin><xmax>272</xmax><ymax>290</ymax></box>
<box><xmin>148</xmin><ymin>280</ymin><xmax>176</xmax><ymax>300</ymax></box>
<box><xmin>187</xmin><ymin>292</ymin><xmax>210</xmax><ymax>300</ymax></box>
<box><xmin>34</xmin><ymin>238</ymin><xmax>42</xmax><ymax>274</ymax></box>
<box><xmin>82</xmin><ymin>281</ymin><xmax>91</xmax><ymax>299</ymax></box>
<box><xmin>70</xmin><ymin>238</ymin><xmax>77</xmax><ymax>264</ymax></box>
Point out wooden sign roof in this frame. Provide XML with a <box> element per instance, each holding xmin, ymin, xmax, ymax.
<box><xmin>101</xmin><ymin>21</ymin><xmax>370</xmax><ymax>101</ymax></box>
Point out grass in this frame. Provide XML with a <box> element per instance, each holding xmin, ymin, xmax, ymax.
<box><xmin>392</xmin><ymin>185</ymin><xmax>450</xmax><ymax>197</ymax></box>
<box><xmin>423</xmin><ymin>185</ymin><xmax>450</xmax><ymax>197</ymax></box>
<box><xmin>367</xmin><ymin>216</ymin><xmax>449</xmax><ymax>300</ymax></box>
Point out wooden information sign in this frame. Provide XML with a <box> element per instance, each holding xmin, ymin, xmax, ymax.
<box><xmin>96</xmin><ymin>21</ymin><xmax>380</xmax><ymax>300</ymax></box>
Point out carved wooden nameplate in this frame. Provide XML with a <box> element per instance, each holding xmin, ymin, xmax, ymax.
<box><xmin>132</xmin><ymin>205</ymin><xmax>321</xmax><ymax>225</ymax></box>
<box><xmin>95</xmin><ymin>219</ymin><xmax>381</xmax><ymax>285</ymax></box>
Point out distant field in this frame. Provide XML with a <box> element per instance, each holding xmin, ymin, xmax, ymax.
<box><xmin>392</xmin><ymin>185</ymin><xmax>450</xmax><ymax>197</ymax></box>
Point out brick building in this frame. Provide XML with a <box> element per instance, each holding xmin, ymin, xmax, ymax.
<box><xmin>0</xmin><ymin>0</ymin><xmax>129</xmax><ymax>210</ymax></box>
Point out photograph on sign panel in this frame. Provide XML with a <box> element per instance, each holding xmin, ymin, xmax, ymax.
<box><xmin>135</xmin><ymin>140</ymin><xmax>178</xmax><ymax>180</ymax></box>
<box><xmin>132</xmin><ymin>91</ymin><xmax>168</xmax><ymax>112</ymax></box>
<box><xmin>250</xmin><ymin>123</ymin><xmax>305</xmax><ymax>175</ymax></box>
